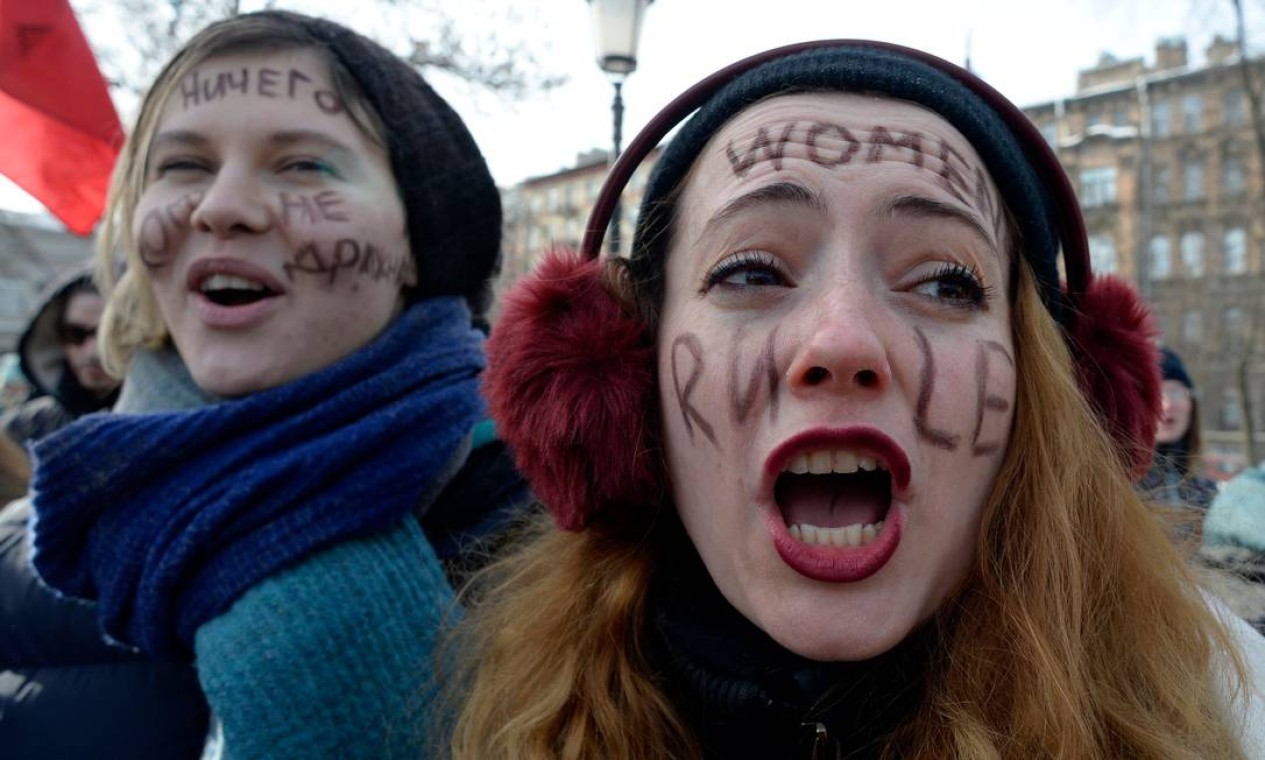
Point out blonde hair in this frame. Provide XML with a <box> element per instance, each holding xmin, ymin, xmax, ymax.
<box><xmin>447</xmin><ymin>260</ymin><xmax>1250</xmax><ymax>759</ymax></box>
<box><xmin>94</xmin><ymin>14</ymin><xmax>388</xmax><ymax>377</ymax></box>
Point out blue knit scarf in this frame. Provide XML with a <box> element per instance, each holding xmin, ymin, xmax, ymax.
<box><xmin>29</xmin><ymin>297</ymin><xmax>485</xmax><ymax>660</ymax></box>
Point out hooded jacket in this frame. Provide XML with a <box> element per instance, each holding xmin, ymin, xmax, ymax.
<box><xmin>1</xmin><ymin>265</ymin><xmax>119</xmax><ymax>446</ymax></box>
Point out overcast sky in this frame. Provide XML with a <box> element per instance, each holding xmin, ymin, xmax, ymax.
<box><xmin>1</xmin><ymin>0</ymin><xmax>1255</xmax><ymax>218</ymax></box>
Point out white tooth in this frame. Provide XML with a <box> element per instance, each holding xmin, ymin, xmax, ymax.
<box><xmin>856</xmin><ymin>456</ymin><xmax>877</xmax><ymax>472</ymax></box>
<box><xmin>808</xmin><ymin>451</ymin><xmax>833</xmax><ymax>474</ymax></box>
<box><xmin>833</xmin><ymin>451</ymin><xmax>859</xmax><ymax>474</ymax></box>
<box><xmin>787</xmin><ymin>453</ymin><xmax>810</xmax><ymax>474</ymax></box>
<box><xmin>845</xmin><ymin>523</ymin><xmax>863</xmax><ymax>547</ymax></box>
<box><xmin>876</xmin><ymin>520</ymin><xmax>884</xmax><ymax>532</ymax></box>
<box><xmin>800</xmin><ymin>524</ymin><xmax>818</xmax><ymax>544</ymax></box>
<box><xmin>828</xmin><ymin>526</ymin><xmax>847</xmax><ymax>547</ymax></box>
<box><xmin>789</xmin><ymin>524</ymin><xmax>802</xmax><ymax>540</ymax></box>
<box><xmin>203</xmin><ymin>274</ymin><xmax>265</xmax><ymax>292</ymax></box>
<box><xmin>862</xmin><ymin>524</ymin><xmax>878</xmax><ymax>544</ymax></box>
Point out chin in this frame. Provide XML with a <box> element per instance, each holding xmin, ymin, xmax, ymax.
<box><xmin>742</xmin><ymin>587</ymin><xmax>922</xmax><ymax>663</ymax></box>
<box><xmin>765</xmin><ymin>618</ymin><xmax>912</xmax><ymax>663</ymax></box>
<box><xmin>187</xmin><ymin>360</ymin><xmax>280</xmax><ymax>398</ymax></box>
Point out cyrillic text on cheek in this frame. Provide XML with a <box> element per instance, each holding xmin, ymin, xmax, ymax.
<box><xmin>276</xmin><ymin>190</ymin><xmax>412</xmax><ymax>291</ymax></box>
<box><xmin>138</xmin><ymin>192</ymin><xmax>204</xmax><ymax>270</ymax></box>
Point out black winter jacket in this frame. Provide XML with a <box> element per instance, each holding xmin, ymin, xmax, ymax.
<box><xmin>0</xmin><ymin>498</ymin><xmax>209</xmax><ymax>758</ymax></box>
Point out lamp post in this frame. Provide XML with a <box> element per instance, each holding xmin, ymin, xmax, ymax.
<box><xmin>587</xmin><ymin>0</ymin><xmax>652</xmax><ymax>254</ymax></box>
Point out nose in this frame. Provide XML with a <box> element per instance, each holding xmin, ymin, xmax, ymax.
<box><xmin>189</xmin><ymin>166</ymin><xmax>273</xmax><ymax>237</ymax></box>
<box><xmin>785</xmin><ymin>290</ymin><xmax>893</xmax><ymax>396</ymax></box>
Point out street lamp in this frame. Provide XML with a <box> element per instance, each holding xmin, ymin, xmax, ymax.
<box><xmin>587</xmin><ymin>0</ymin><xmax>653</xmax><ymax>254</ymax></box>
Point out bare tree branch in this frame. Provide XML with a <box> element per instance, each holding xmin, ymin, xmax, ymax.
<box><xmin>1231</xmin><ymin>0</ymin><xmax>1262</xmax><ymax>465</ymax></box>
<box><xmin>73</xmin><ymin>0</ymin><xmax>567</xmax><ymax>100</ymax></box>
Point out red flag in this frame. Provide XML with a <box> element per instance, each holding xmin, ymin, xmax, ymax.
<box><xmin>0</xmin><ymin>0</ymin><xmax>122</xmax><ymax>235</ymax></box>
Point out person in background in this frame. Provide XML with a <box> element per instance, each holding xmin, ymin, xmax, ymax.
<box><xmin>1138</xmin><ymin>346</ymin><xmax>1219</xmax><ymax>515</ymax></box>
<box><xmin>0</xmin><ymin>266</ymin><xmax>121</xmax><ymax>446</ymax></box>
<box><xmin>10</xmin><ymin>10</ymin><xmax>527</xmax><ymax>758</ymax></box>
<box><xmin>450</xmin><ymin>41</ymin><xmax>1265</xmax><ymax>758</ymax></box>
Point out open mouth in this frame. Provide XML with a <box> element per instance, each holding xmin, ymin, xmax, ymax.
<box><xmin>774</xmin><ymin>449</ymin><xmax>892</xmax><ymax>549</ymax></box>
<box><xmin>198</xmin><ymin>273</ymin><xmax>279</xmax><ymax>307</ymax></box>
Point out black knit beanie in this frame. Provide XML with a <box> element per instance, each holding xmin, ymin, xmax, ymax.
<box><xmin>1159</xmin><ymin>346</ymin><xmax>1193</xmax><ymax>389</ymax></box>
<box><xmin>633</xmin><ymin>44</ymin><xmax>1072</xmax><ymax>324</ymax></box>
<box><xmin>249</xmin><ymin>11</ymin><xmax>502</xmax><ymax>317</ymax></box>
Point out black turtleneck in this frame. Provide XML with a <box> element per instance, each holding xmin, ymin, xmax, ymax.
<box><xmin>648</xmin><ymin>533</ymin><xmax>933</xmax><ymax>759</ymax></box>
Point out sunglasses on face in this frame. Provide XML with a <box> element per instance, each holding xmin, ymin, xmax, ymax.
<box><xmin>58</xmin><ymin>323</ymin><xmax>98</xmax><ymax>346</ymax></box>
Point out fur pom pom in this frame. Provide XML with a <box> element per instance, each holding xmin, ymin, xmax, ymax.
<box><xmin>1066</xmin><ymin>275</ymin><xmax>1161</xmax><ymax>478</ymax></box>
<box><xmin>484</xmin><ymin>248</ymin><xmax>660</xmax><ymax>531</ymax></box>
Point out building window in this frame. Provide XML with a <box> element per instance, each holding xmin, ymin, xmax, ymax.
<box><xmin>1184</xmin><ymin>309</ymin><xmax>1202</xmax><ymax>342</ymax></box>
<box><xmin>1182</xmin><ymin>95</ymin><xmax>1203</xmax><ymax>132</ymax></box>
<box><xmin>1225</xmin><ymin>305</ymin><xmax>1245</xmax><ymax>343</ymax></box>
<box><xmin>1088</xmin><ymin>233</ymin><xmax>1118</xmax><ymax>274</ymax></box>
<box><xmin>1180</xmin><ymin>231</ymin><xmax>1205</xmax><ymax>277</ymax></box>
<box><xmin>1183</xmin><ymin>158</ymin><xmax>1205</xmax><ymax>200</ymax></box>
<box><xmin>1224</xmin><ymin>87</ymin><xmax>1245</xmax><ymax>127</ymax></box>
<box><xmin>1112</xmin><ymin>104</ymin><xmax>1129</xmax><ymax>126</ymax></box>
<box><xmin>1222</xmin><ymin>154</ymin><xmax>1246</xmax><ymax>196</ymax></box>
<box><xmin>1152</xmin><ymin>99</ymin><xmax>1172</xmax><ymax>137</ymax></box>
<box><xmin>1150</xmin><ymin>235</ymin><xmax>1173</xmax><ymax>279</ymax></box>
<box><xmin>1152</xmin><ymin>164</ymin><xmax>1171</xmax><ymax>204</ymax></box>
<box><xmin>1087</xmin><ymin>111</ymin><xmax>1103</xmax><ymax>129</ymax></box>
<box><xmin>1222</xmin><ymin>388</ymin><xmax>1243</xmax><ymax>430</ymax></box>
<box><xmin>1224</xmin><ymin>227</ymin><xmax>1247</xmax><ymax>273</ymax></box>
<box><xmin>1079</xmin><ymin>166</ymin><xmax>1118</xmax><ymax>207</ymax></box>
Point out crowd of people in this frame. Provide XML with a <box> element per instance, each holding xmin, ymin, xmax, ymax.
<box><xmin>0</xmin><ymin>10</ymin><xmax>1262</xmax><ymax>759</ymax></box>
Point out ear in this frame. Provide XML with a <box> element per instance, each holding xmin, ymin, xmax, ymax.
<box><xmin>483</xmin><ymin>247</ymin><xmax>662</xmax><ymax>530</ymax></box>
<box><xmin>1066</xmin><ymin>275</ymin><xmax>1161</xmax><ymax>479</ymax></box>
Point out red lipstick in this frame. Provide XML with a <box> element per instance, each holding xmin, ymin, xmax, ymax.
<box><xmin>763</xmin><ymin>426</ymin><xmax>910</xmax><ymax>583</ymax></box>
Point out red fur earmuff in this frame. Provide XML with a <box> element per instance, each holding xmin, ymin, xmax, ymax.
<box><xmin>483</xmin><ymin>248</ymin><xmax>660</xmax><ymax>530</ymax></box>
<box><xmin>1066</xmin><ymin>275</ymin><xmax>1162</xmax><ymax>479</ymax></box>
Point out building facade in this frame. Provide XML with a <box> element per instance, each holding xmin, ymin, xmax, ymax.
<box><xmin>495</xmin><ymin>148</ymin><xmax>661</xmax><ymax>318</ymax></box>
<box><xmin>1025</xmin><ymin>36</ymin><xmax>1265</xmax><ymax>475</ymax></box>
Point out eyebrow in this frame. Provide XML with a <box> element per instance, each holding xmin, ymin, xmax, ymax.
<box><xmin>879</xmin><ymin>194</ymin><xmax>998</xmax><ymax>257</ymax></box>
<box><xmin>267</xmin><ymin>130</ymin><xmax>353</xmax><ymax>153</ymax></box>
<box><xmin>149</xmin><ymin>130</ymin><xmax>209</xmax><ymax>149</ymax></box>
<box><xmin>698</xmin><ymin>181</ymin><xmax>826</xmax><ymax>242</ymax></box>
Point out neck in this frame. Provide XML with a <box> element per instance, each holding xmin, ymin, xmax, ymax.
<box><xmin>649</xmin><ymin>532</ymin><xmax>931</xmax><ymax>754</ymax></box>
<box><xmin>115</xmin><ymin>346</ymin><xmax>221</xmax><ymax>415</ymax></box>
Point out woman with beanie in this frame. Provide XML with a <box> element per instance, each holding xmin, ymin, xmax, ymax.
<box><xmin>451</xmin><ymin>41</ymin><xmax>1265</xmax><ymax>758</ymax></box>
<box><xmin>23</xmin><ymin>11</ymin><xmax>527</xmax><ymax>758</ymax></box>
<box><xmin>1139</xmin><ymin>346</ymin><xmax>1219</xmax><ymax>514</ymax></box>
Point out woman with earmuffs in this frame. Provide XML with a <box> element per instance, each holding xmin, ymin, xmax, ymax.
<box><xmin>446</xmin><ymin>40</ymin><xmax>1265</xmax><ymax>759</ymax></box>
